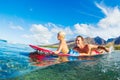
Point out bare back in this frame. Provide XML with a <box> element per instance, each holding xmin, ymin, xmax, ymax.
<box><xmin>57</xmin><ymin>40</ymin><xmax>69</xmax><ymax>62</ymax></box>
<box><xmin>58</xmin><ymin>40</ymin><xmax>69</xmax><ymax>54</ymax></box>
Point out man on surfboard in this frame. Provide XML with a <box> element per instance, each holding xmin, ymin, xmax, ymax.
<box><xmin>73</xmin><ymin>35</ymin><xmax>109</xmax><ymax>56</ymax></box>
<box><xmin>54</xmin><ymin>31</ymin><xmax>110</xmax><ymax>62</ymax></box>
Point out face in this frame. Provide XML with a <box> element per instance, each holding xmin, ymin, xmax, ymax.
<box><xmin>75</xmin><ymin>37</ymin><xmax>83</xmax><ymax>46</ymax></box>
<box><xmin>57</xmin><ymin>34</ymin><xmax>61</xmax><ymax>40</ymax></box>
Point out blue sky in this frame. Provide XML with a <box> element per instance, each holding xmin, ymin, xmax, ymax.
<box><xmin>0</xmin><ymin>0</ymin><xmax>120</xmax><ymax>44</ymax></box>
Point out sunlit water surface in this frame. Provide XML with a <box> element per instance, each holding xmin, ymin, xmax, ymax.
<box><xmin>0</xmin><ymin>41</ymin><xmax>120</xmax><ymax>80</ymax></box>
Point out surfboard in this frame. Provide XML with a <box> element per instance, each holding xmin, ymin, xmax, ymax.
<box><xmin>29</xmin><ymin>51</ymin><xmax>61</xmax><ymax>66</ymax></box>
<box><xmin>29</xmin><ymin>44</ymin><xmax>78</xmax><ymax>56</ymax></box>
<box><xmin>29</xmin><ymin>44</ymin><xmax>81</xmax><ymax>66</ymax></box>
<box><xmin>29</xmin><ymin>44</ymin><xmax>112</xmax><ymax>67</ymax></box>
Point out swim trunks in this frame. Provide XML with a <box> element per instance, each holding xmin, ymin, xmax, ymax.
<box><xmin>68</xmin><ymin>49</ymin><xmax>80</xmax><ymax>56</ymax></box>
<box><xmin>68</xmin><ymin>49</ymin><xmax>80</xmax><ymax>61</ymax></box>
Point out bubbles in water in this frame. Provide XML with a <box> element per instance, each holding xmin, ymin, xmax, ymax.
<box><xmin>0</xmin><ymin>42</ymin><xmax>37</xmax><ymax>79</ymax></box>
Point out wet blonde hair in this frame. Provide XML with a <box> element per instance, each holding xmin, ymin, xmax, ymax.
<box><xmin>58</xmin><ymin>31</ymin><xmax>66</xmax><ymax>38</ymax></box>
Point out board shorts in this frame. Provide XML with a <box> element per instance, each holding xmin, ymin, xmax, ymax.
<box><xmin>68</xmin><ymin>49</ymin><xmax>80</xmax><ymax>61</ymax></box>
<box><xmin>68</xmin><ymin>49</ymin><xmax>80</xmax><ymax>56</ymax></box>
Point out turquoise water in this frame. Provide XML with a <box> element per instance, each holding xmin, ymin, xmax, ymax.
<box><xmin>0</xmin><ymin>42</ymin><xmax>120</xmax><ymax>80</ymax></box>
<box><xmin>0</xmin><ymin>42</ymin><xmax>37</xmax><ymax>79</ymax></box>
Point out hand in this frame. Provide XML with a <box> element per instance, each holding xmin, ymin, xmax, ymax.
<box><xmin>54</xmin><ymin>51</ymin><xmax>59</xmax><ymax>54</ymax></box>
<box><xmin>104</xmin><ymin>48</ymin><xmax>109</xmax><ymax>52</ymax></box>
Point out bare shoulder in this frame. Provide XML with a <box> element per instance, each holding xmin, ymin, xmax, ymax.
<box><xmin>88</xmin><ymin>44</ymin><xmax>98</xmax><ymax>48</ymax></box>
<box><xmin>86</xmin><ymin>44</ymin><xmax>92</xmax><ymax>47</ymax></box>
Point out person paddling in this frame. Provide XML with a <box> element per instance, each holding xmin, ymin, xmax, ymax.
<box><xmin>73</xmin><ymin>35</ymin><xmax>109</xmax><ymax>56</ymax></box>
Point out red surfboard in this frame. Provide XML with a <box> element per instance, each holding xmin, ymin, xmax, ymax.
<box><xmin>29</xmin><ymin>44</ymin><xmax>75</xmax><ymax>66</ymax></box>
<box><xmin>29</xmin><ymin>44</ymin><xmax>74</xmax><ymax>56</ymax></box>
<box><xmin>29</xmin><ymin>44</ymin><xmax>109</xmax><ymax>67</ymax></box>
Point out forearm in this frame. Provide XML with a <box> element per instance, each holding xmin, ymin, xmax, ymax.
<box><xmin>80</xmin><ymin>53</ymin><xmax>90</xmax><ymax>56</ymax></box>
<box><xmin>97</xmin><ymin>46</ymin><xmax>109</xmax><ymax>52</ymax></box>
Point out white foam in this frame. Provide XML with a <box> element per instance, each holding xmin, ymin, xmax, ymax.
<box><xmin>109</xmin><ymin>46</ymin><xmax>114</xmax><ymax>53</ymax></box>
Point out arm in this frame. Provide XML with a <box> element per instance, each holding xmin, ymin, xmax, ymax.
<box><xmin>73</xmin><ymin>45</ymin><xmax>92</xmax><ymax>56</ymax></box>
<box><xmin>54</xmin><ymin>42</ymin><xmax>63</xmax><ymax>54</ymax></box>
<box><xmin>87</xmin><ymin>44</ymin><xmax>93</xmax><ymax>56</ymax></box>
<box><xmin>97</xmin><ymin>46</ymin><xmax>109</xmax><ymax>52</ymax></box>
<box><xmin>90</xmin><ymin>44</ymin><xmax>109</xmax><ymax>52</ymax></box>
<box><xmin>88</xmin><ymin>44</ymin><xmax>99</xmax><ymax>55</ymax></box>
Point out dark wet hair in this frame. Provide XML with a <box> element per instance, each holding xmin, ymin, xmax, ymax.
<box><xmin>76</xmin><ymin>35</ymin><xmax>84</xmax><ymax>41</ymax></box>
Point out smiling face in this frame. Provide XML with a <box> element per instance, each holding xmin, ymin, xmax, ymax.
<box><xmin>75</xmin><ymin>36</ymin><xmax>84</xmax><ymax>47</ymax></box>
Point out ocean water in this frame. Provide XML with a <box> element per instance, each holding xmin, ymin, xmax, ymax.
<box><xmin>0</xmin><ymin>41</ymin><xmax>37</xmax><ymax>79</ymax></box>
<box><xmin>0</xmin><ymin>41</ymin><xmax>120</xmax><ymax>80</ymax></box>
